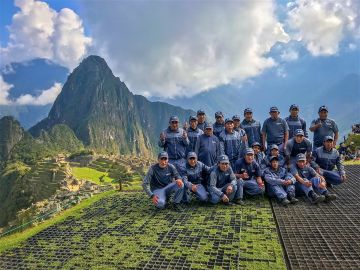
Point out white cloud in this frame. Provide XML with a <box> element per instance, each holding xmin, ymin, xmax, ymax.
<box><xmin>0</xmin><ymin>76</ymin><xmax>14</xmax><ymax>105</ymax></box>
<box><xmin>287</xmin><ymin>0</ymin><xmax>360</xmax><ymax>56</ymax></box>
<box><xmin>280</xmin><ymin>49</ymin><xmax>299</xmax><ymax>61</ymax></box>
<box><xmin>0</xmin><ymin>0</ymin><xmax>92</xmax><ymax>70</ymax></box>
<box><xmin>15</xmin><ymin>82</ymin><xmax>62</xmax><ymax>105</ymax></box>
<box><xmin>82</xmin><ymin>1</ymin><xmax>289</xmax><ymax>98</ymax></box>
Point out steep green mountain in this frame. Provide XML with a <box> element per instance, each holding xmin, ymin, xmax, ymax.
<box><xmin>29</xmin><ymin>55</ymin><xmax>194</xmax><ymax>156</ymax></box>
<box><xmin>0</xmin><ymin>116</ymin><xmax>24</xmax><ymax>162</ymax></box>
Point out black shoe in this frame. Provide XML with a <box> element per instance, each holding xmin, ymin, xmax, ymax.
<box><xmin>288</xmin><ymin>196</ymin><xmax>299</xmax><ymax>204</ymax></box>
<box><xmin>280</xmin><ymin>198</ymin><xmax>291</xmax><ymax>206</ymax></box>
<box><xmin>327</xmin><ymin>183</ymin><xmax>334</xmax><ymax>189</ymax></box>
<box><xmin>234</xmin><ymin>198</ymin><xmax>245</xmax><ymax>205</ymax></box>
<box><xmin>310</xmin><ymin>193</ymin><xmax>325</xmax><ymax>204</ymax></box>
<box><xmin>173</xmin><ymin>203</ymin><xmax>185</xmax><ymax>212</ymax></box>
<box><xmin>224</xmin><ymin>201</ymin><xmax>235</xmax><ymax>206</ymax></box>
<box><xmin>324</xmin><ymin>193</ymin><xmax>337</xmax><ymax>202</ymax></box>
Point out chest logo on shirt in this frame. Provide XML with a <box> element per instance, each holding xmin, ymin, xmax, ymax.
<box><xmin>166</xmin><ymin>173</ymin><xmax>171</xmax><ymax>176</ymax></box>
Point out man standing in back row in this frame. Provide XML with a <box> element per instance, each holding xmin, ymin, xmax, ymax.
<box><xmin>197</xmin><ymin>109</ymin><xmax>208</xmax><ymax>131</ymax></box>
<box><xmin>285</xmin><ymin>104</ymin><xmax>308</xmax><ymax>139</ymax></box>
<box><xmin>241</xmin><ymin>108</ymin><xmax>262</xmax><ymax>148</ymax></box>
<box><xmin>262</xmin><ymin>106</ymin><xmax>289</xmax><ymax>153</ymax></box>
<box><xmin>310</xmin><ymin>106</ymin><xmax>339</xmax><ymax>149</ymax></box>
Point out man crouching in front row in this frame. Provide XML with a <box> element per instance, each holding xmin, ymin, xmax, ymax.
<box><xmin>142</xmin><ymin>151</ymin><xmax>185</xmax><ymax>212</ymax></box>
<box><xmin>208</xmin><ymin>155</ymin><xmax>244</xmax><ymax>205</ymax></box>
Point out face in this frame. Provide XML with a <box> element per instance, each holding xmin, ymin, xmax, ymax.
<box><xmin>233</xmin><ymin>119</ymin><xmax>240</xmax><ymax>128</ymax></box>
<box><xmin>219</xmin><ymin>162</ymin><xmax>229</xmax><ymax>172</ymax></box>
<box><xmin>270</xmin><ymin>148</ymin><xmax>279</xmax><ymax>156</ymax></box>
<box><xmin>318</xmin><ymin>110</ymin><xmax>328</xmax><ymax>119</ymax></box>
<box><xmin>297</xmin><ymin>160</ymin><xmax>306</xmax><ymax>169</ymax></box>
<box><xmin>271</xmin><ymin>160</ymin><xmax>279</xmax><ymax>170</ymax></box>
<box><xmin>215</xmin><ymin>115</ymin><xmax>224</xmax><ymax>124</ymax></box>
<box><xmin>252</xmin><ymin>146</ymin><xmax>261</xmax><ymax>154</ymax></box>
<box><xmin>324</xmin><ymin>140</ymin><xmax>333</xmax><ymax>150</ymax></box>
<box><xmin>170</xmin><ymin>121</ymin><xmax>179</xmax><ymax>130</ymax></box>
<box><xmin>290</xmin><ymin>108</ymin><xmax>299</xmax><ymax>117</ymax></box>
<box><xmin>197</xmin><ymin>113</ymin><xmax>205</xmax><ymax>123</ymax></box>
<box><xmin>295</xmin><ymin>135</ymin><xmax>304</xmax><ymax>143</ymax></box>
<box><xmin>188</xmin><ymin>157</ymin><xmax>197</xmax><ymax>167</ymax></box>
<box><xmin>244</xmin><ymin>112</ymin><xmax>252</xmax><ymax>121</ymax></box>
<box><xmin>190</xmin><ymin>119</ymin><xmax>197</xmax><ymax>129</ymax></box>
<box><xmin>205</xmin><ymin>128</ymin><xmax>213</xmax><ymax>136</ymax></box>
<box><xmin>225</xmin><ymin>121</ymin><xmax>234</xmax><ymax>132</ymax></box>
<box><xmin>270</xmin><ymin>111</ymin><xmax>279</xmax><ymax>119</ymax></box>
<box><xmin>159</xmin><ymin>157</ymin><xmax>168</xmax><ymax>168</ymax></box>
<box><xmin>245</xmin><ymin>154</ymin><xmax>254</xmax><ymax>163</ymax></box>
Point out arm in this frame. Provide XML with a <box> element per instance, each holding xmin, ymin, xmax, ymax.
<box><xmin>309</xmin><ymin>119</ymin><xmax>321</xmax><ymax>132</ymax></box>
<box><xmin>208</xmin><ymin>171</ymin><xmax>223</xmax><ymax>197</ymax></box>
<box><xmin>283</xmin><ymin>120</ymin><xmax>289</xmax><ymax>144</ymax></box>
<box><xmin>264</xmin><ymin>171</ymin><xmax>286</xmax><ymax>185</ymax></box>
<box><xmin>334</xmin><ymin>131</ymin><xmax>339</xmax><ymax>147</ymax></box>
<box><xmin>158</xmin><ymin>130</ymin><xmax>167</xmax><ymax>148</ymax></box>
<box><xmin>336</xmin><ymin>154</ymin><xmax>345</xmax><ymax>176</ymax></box>
<box><xmin>302</xmin><ymin>119</ymin><xmax>309</xmax><ymax>138</ymax></box>
<box><xmin>261</xmin><ymin>132</ymin><xmax>267</xmax><ymax>151</ymax></box>
<box><xmin>229</xmin><ymin>168</ymin><xmax>237</xmax><ymax>187</ymax></box>
<box><xmin>142</xmin><ymin>166</ymin><xmax>154</xmax><ymax>198</ymax></box>
<box><xmin>219</xmin><ymin>136</ymin><xmax>225</xmax><ymax>155</ymax></box>
<box><xmin>194</xmin><ymin>136</ymin><xmax>200</xmax><ymax>156</ymax></box>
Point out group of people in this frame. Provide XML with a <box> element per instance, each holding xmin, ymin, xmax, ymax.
<box><xmin>142</xmin><ymin>105</ymin><xmax>346</xmax><ymax>211</ymax></box>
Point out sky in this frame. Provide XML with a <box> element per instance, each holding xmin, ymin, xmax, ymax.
<box><xmin>0</xmin><ymin>0</ymin><xmax>359</xmax><ymax>106</ymax></box>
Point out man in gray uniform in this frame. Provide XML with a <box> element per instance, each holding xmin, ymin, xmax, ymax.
<box><xmin>197</xmin><ymin>109</ymin><xmax>207</xmax><ymax>131</ymax></box>
<box><xmin>310</xmin><ymin>105</ymin><xmax>339</xmax><ymax>149</ymax></box>
<box><xmin>262</xmin><ymin>106</ymin><xmax>289</xmax><ymax>153</ymax></box>
<box><xmin>186</xmin><ymin>115</ymin><xmax>203</xmax><ymax>153</ymax></box>
<box><xmin>159</xmin><ymin>116</ymin><xmax>189</xmax><ymax>173</ymax></box>
<box><xmin>195</xmin><ymin>123</ymin><xmax>221</xmax><ymax>167</ymax></box>
<box><xmin>142</xmin><ymin>151</ymin><xmax>185</xmax><ymax>211</ymax></box>
<box><xmin>213</xmin><ymin>111</ymin><xmax>225</xmax><ymax>138</ymax></box>
<box><xmin>208</xmin><ymin>155</ymin><xmax>244</xmax><ymax>205</ymax></box>
<box><xmin>312</xmin><ymin>136</ymin><xmax>346</xmax><ymax>186</ymax></box>
<box><xmin>264</xmin><ymin>144</ymin><xmax>286</xmax><ymax>168</ymax></box>
<box><xmin>284</xmin><ymin>129</ymin><xmax>312</xmax><ymax>166</ymax></box>
<box><xmin>241</xmin><ymin>108</ymin><xmax>262</xmax><ymax>148</ymax></box>
<box><xmin>252</xmin><ymin>142</ymin><xmax>266</xmax><ymax>174</ymax></box>
<box><xmin>232</xmin><ymin>115</ymin><xmax>248</xmax><ymax>143</ymax></box>
<box><xmin>285</xmin><ymin>104</ymin><xmax>308</xmax><ymax>138</ymax></box>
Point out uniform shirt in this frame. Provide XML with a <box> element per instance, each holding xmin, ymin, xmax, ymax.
<box><xmin>180</xmin><ymin>161</ymin><xmax>211</xmax><ymax>188</ymax></box>
<box><xmin>254</xmin><ymin>151</ymin><xmax>267</xmax><ymax>172</ymax></box>
<box><xmin>208</xmin><ymin>166</ymin><xmax>237</xmax><ymax>197</ymax></box>
<box><xmin>197</xmin><ymin>121</ymin><xmax>208</xmax><ymax>131</ymax></box>
<box><xmin>262</xmin><ymin>117</ymin><xmax>289</xmax><ymax>145</ymax></box>
<box><xmin>234</xmin><ymin>158</ymin><xmax>261</xmax><ymax>180</ymax></box>
<box><xmin>186</xmin><ymin>127</ymin><xmax>204</xmax><ymax>153</ymax></box>
<box><xmin>284</xmin><ymin>137</ymin><xmax>312</xmax><ymax>158</ymax></box>
<box><xmin>285</xmin><ymin>116</ymin><xmax>308</xmax><ymax>138</ymax></box>
<box><xmin>234</xmin><ymin>127</ymin><xmax>247</xmax><ymax>137</ymax></box>
<box><xmin>142</xmin><ymin>163</ymin><xmax>180</xmax><ymax>197</ymax></box>
<box><xmin>158</xmin><ymin>127</ymin><xmax>189</xmax><ymax>160</ymax></box>
<box><xmin>195</xmin><ymin>134</ymin><xmax>221</xmax><ymax>167</ymax></box>
<box><xmin>219</xmin><ymin>130</ymin><xmax>247</xmax><ymax>162</ymax></box>
<box><xmin>312</xmin><ymin>146</ymin><xmax>345</xmax><ymax>176</ymax></box>
<box><xmin>241</xmin><ymin>119</ymin><xmax>262</xmax><ymax>147</ymax></box>
<box><xmin>264</xmin><ymin>154</ymin><xmax>286</xmax><ymax>168</ymax></box>
<box><xmin>290</xmin><ymin>165</ymin><xmax>317</xmax><ymax>180</ymax></box>
<box><xmin>213</xmin><ymin>122</ymin><xmax>225</xmax><ymax>138</ymax></box>
<box><xmin>264</xmin><ymin>167</ymin><xmax>295</xmax><ymax>186</ymax></box>
<box><xmin>310</xmin><ymin>118</ymin><xmax>339</xmax><ymax>147</ymax></box>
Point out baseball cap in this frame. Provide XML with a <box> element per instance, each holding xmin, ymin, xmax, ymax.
<box><xmin>318</xmin><ymin>105</ymin><xmax>328</xmax><ymax>112</ymax></box>
<box><xmin>205</xmin><ymin>122</ymin><xmax>213</xmax><ymax>129</ymax></box>
<box><xmin>218</xmin><ymin>154</ymin><xmax>230</xmax><ymax>164</ymax></box>
<box><xmin>215</xmin><ymin>111</ymin><xmax>224</xmax><ymax>118</ymax></box>
<box><xmin>270</xmin><ymin>144</ymin><xmax>279</xmax><ymax>150</ymax></box>
<box><xmin>225</xmin><ymin>118</ymin><xmax>234</xmax><ymax>124</ymax></box>
<box><xmin>296</xmin><ymin>153</ymin><xmax>306</xmax><ymax>162</ymax></box>
<box><xmin>323</xmin><ymin>135</ymin><xmax>334</xmax><ymax>142</ymax></box>
<box><xmin>197</xmin><ymin>109</ymin><xmax>205</xmax><ymax>115</ymax></box>
<box><xmin>169</xmin><ymin>116</ymin><xmax>179</xmax><ymax>123</ymax></box>
<box><xmin>245</xmin><ymin>148</ymin><xmax>254</xmax><ymax>155</ymax></box>
<box><xmin>270</xmin><ymin>106</ymin><xmax>279</xmax><ymax>113</ymax></box>
<box><xmin>244</xmin><ymin>108</ymin><xmax>253</xmax><ymax>114</ymax></box>
<box><xmin>187</xmin><ymin>152</ymin><xmax>197</xmax><ymax>159</ymax></box>
<box><xmin>158</xmin><ymin>151</ymin><xmax>169</xmax><ymax>159</ymax></box>
<box><xmin>269</xmin><ymin>156</ymin><xmax>279</xmax><ymax>162</ymax></box>
<box><xmin>294</xmin><ymin>129</ymin><xmax>304</xmax><ymax>136</ymax></box>
<box><xmin>189</xmin><ymin>115</ymin><xmax>197</xmax><ymax>121</ymax></box>
<box><xmin>290</xmin><ymin>104</ymin><xmax>299</xmax><ymax>110</ymax></box>
<box><xmin>232</xmin><ymin>115</ymin><xmax>241</xmax><ymax>121</ymax></box>
<box><xmin>251</xmin><ymin>142</ymin><xmax>261</xmax><ymax>148</ymax></box>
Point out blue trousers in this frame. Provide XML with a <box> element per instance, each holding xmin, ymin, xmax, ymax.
<box><xmin>295</xmin><ymin>177</ymin><xmax>327</xmax><ymax>197</ymax></box>
<box><xmin>152</xmin><ymin>182</ymin><xmax>184</xmax><ymax>209</ymax></box>
<box><xmin>183</xmin><ymin>184</ymin><xmax>209</xmax><ymax>202</ymax></box>
<box><xmin>209</xmin><ymin>183</ymin><xmax>237</xmax><ymax>204</ymax></box>
<box><xmin>243</xmin><ymin>178</ymin><xmax>265</xmax><ymax>196</ymax></box>
<box><xmin>267</xmin><ymin>183</ymin><xmax>295</xmax><ymax>200</ymax></box>
<box><xmin>322</xmin><ymin>170</ymin><xmax>342</xmax><ymax>185</ymax></box>
<box><xmin>169</xmin><ymin>158</ymin><xmax>186</xmax><ymax>175</ymax></box>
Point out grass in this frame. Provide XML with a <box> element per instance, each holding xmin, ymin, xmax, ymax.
<box><xmin>0</xmin><ymin>193</ymin><xmax>286</xmax><ymax>269</ymax></box>
<box><xmin>344</xmin><ymin>159</ymin><xmax>360</xmax><ymax>165</ymax></box>
<box><xmin>0</xmin><ymin>190</ymin><xmax>116</xmax><ymax>253</ymax></box>
<box><xmin>72</xmin><ymin>167</ymin><xmax>114</xmax><ymax>185</ymax></box>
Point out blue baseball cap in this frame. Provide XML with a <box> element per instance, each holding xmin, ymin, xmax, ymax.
<box><xmin>225</xmin><ymin>118</ymin><xmax>234</xmax><ymax>124</ymax></box>
<box><xmin>270</xmin><ymin>144</ymin><xmax>279</xmax><ymax>150</ymax></box>
<box><xmin>269</xmin><ymin>156</ymin><xmax>279</xmax><ymax>162</ymax></box>
<box><xmin>218</xmin><ymin>154</ymin><xmax>230</xmax><ymax>163</ymax></box>
<box><xmin>158</xmin><ymin>151</ymin><xmax>169</xmax><ymax>159</ymax></box>
<box><xmin>187</xmin><ymin>152</ymin><xmax>197</xmax><ymax>159</ymax></box>
<box><xmin>215</xmin><ymin>111</ymin><xmax>224</xmax><ymax>118</ymax></box>
<box><xmin>323</xmin><ymin>135</ymin><xmax>334</xmax><ymax>142</ymax></box>
<box><xmin>294</xmin><ymin>129</ymin><xmax>304</xmax><ymax>136</ymax></box>
<box><xmin>251</xmin><ymin>142</ymin><xmax>261</xmax><ymax>148</ymax></box>
<box><xmin>290</xmin><ymin>104</ymin><xmax>299</xmax><ymax>110</ymax></box>
<box><xmin>296</xmin><ymin>153</ymin><xmax>306</xmax><ymax>161</ymax></box>
<box><xmin>270</xmin><ymin>106</ymin><xmax>279</xmax><ymax>112</ymax></box>
<box><xmin>205</xmin><ymin>122</ymin><xmax>213</xmax><ymax>129</ymax></box>
<box><xmin>245</xmin><ymin>148</ymin><xmax>254</xmax><ymax>155</ymax></box>
<box><xmin>232</xmin><ymin>115</ymin><xmax>241</xmax><ymax>121</ymax></box>
<box><xmin>189</xmin><ymin>115</ymin><xmax>197</xmax><ymax>121</ymax></box>
<box><xmin>169</xmin><ymin>116</ymin><xmax>179</xmax><ymax>123</ymax></box>
<box><xmin>197</xmin><ymin>109</ymin><xmax>205</xmax><ymax>115</ymax></box>
<box><xmin>244</xmin><ymin>108</ymin><xmax>253</xmax><ymax>114</ymax></box>
<box><xmin>318</xmin><ymin>105</ymin><xmax>328</xmax><ymax>112</ymax></box>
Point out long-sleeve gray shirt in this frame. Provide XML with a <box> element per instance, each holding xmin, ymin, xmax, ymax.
<box><xmin>208</xmin><ymin>167</ymin><xmax>237</xmax><ymax>197</ymax></box>
<box><xmin>311</xmin><ymin>146</ymin><xmax>345</xmax><ymax>176</ymax></box>
<box><xmin>264</xmin><ymin>167</ymin><xmax>295</xmax><ymax>186</ymax></box>
<box><xmin>158</xmin><ymin>127</ymin><xmax>189</xmax><ymax>160</ymax></box>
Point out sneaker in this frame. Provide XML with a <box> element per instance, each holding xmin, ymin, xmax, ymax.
<box><xmin>324</xmin><ymin>193</ymin><xmax>337</xmax><ymax>202</ymax></box>
<box><xmin>288</xmin><ymin>196</ymin><xmax>299</xmax><ymax>204</ymax></box>
<box><xmin>173</xmin><ymin>203</ymin><xmax>185</xmax><ymax>212</ymax></box>
<box><xmin>280</xmin><ymin>198</ymin><xmax>291</xmax><ymax>206</ymax></box>
<box><xmin>234</xmin><ymin>198</ymin><xmax>245</xmax><ymax>205</ymax></box>
<box><xmin>310</xmin><ymin>193</ymin><xmax>325</xmax><ymax>204</ymax></box>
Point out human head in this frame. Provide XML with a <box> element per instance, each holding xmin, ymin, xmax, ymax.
<box><xmin>189</xmin><ymin>115</ymin><xmax>198</xmax><ymax>129</ymax></box>
<box><xmin>158</xmin><ymin>151</ymin><xmax>169</xmax><ymax>168</ymax></box>
<box><xmin>215</xmin><ymin>111</ymin><xmax>224</xmax><ymax>124</ymax></box>
<box><xmin>294</xmin><ymin>129</ymin><xmax>305</xmax><ymax>143</ymax></box>
<box><xmin>218</xmin><ymin>154</ymin><xmax>230</xmax><ymax>172</ymax></box>
<box><xmin>269</xmin><ymin>106</ymin><xmax>280</xmax><ymax>119</ymax></box>
<box><xmin>244</xmin><ymin>108</ymin><xmax>253</xmax><ymax>121</ymax></box>
<box><xmin>244</xmin><ymin>148</ymin><xmax>254</xmax><ymax>163</ymax></box>
<box><xmin>187</xmin><ymin>152</ymin><xmax>197</xmax><ymax>167</ymax></box>
<box><xmin>225</xmin><ymin>118</ymin><xmax>234</xmax><ymax>132</ymax></box>
<box><xmin>289</xmin><ymin>104</ymin><xmax>299</xmax><ymax>117</ymax></box>
<box><xmin>204</xmin><ymin>123</ymin><xmax>213</xmax><ymax>136</ymax></box>
<box><xmin>318</xmin><ymin>105</ymin><xmax>328</xmax><ymax>120</ymax></box>
<box><xmin>169</xmin><ymin>116</ymin><xmax>179</xmax><ymax>131</ymax></box>
<box><xmin>197</xmin><ymin>109</ymin><xmax>206</xmax><ymax>123</ymax></box>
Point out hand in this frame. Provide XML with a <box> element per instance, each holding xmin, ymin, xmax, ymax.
<box><xmin>341</xmin><ymin>175</ymin><xmax>347</xmax><ymax>182</ymax></box>
<box><xmin>283</xmin><ymin>180</ymin><xmax>292</xmax><ymax>186</ymax></box>
<box><xmin>182</xmin><ymin>130</ymin><xmax>187</xmax><ymax>139</ymax></box>
<box><xmin>316</xmin><ymin>167</ymin><xmax>322</xmax><ymax>174</ymax></box>
<box><xmin>152</xmin><ymin>195</ymin><xmax>159</xmax><ymax>205</ymax></box>
<box><xmin>191</xmin><ymin>184</ymin><xmax>198</xmax><ymax>192</ymax></box>
<box><xmin>304</xmin><ymin>180</ymin><xmax>312</xmax><ymax>187</ymax></box>
<box><xmin>318</xmin><ymin>181</ymin><xmax>326</xmax><ymax>189</ymax></box>
<box><xmin>257</xmin><ymin>180</ymin><xmax>264</xmax><ymax>188</ymax></box>
<box><xmin>226</xmin><ymin>185</ymin><xmax>233</xmax><ymax>194</ymax></box>
<box><xmin>160</xmin><ymin>132</ymin><xmax>166</xmax><ymax>141</ymax></box>
<box><xmin>222</xmin><ymin>194</ymin><xmax>229</xmax><ymax>203</ymax></box>
<box><xmin>240</xmin><ymin>172</ymin><xmax>249</xmax><ymax>179</ymax></box>
<box><xmin>176</xmin><ymin>179</ymin><xmax>184</xmax><ymax>188</ymax></box>
<box><xmin>183</xmin><ymin>121</ymin><xmax>189</xmax><ymax>130</ymax></box>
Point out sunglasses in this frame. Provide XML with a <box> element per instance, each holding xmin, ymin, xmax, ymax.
<box><xmin>188</xmin><ymin>157</ymin><xmax>196</xmax><ymax>160</ymax></box>
<box><xmin>171</xmin><ymin>121</ymin><xmax>179</xmax><ymax>124</ymax></box>
<box><xmin>160</xmin><ymin>157</ymin><xmax>168</xmax><ymax>160</ymax></box>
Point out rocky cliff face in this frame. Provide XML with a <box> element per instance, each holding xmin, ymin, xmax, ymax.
<box><xmin>30</xmin><ymin>55</ymin><xmax>194</xmax><ymax>156</ymax></box>
<box><xmin>0</xmin><ymin>116</ymin><xmax>24</xmax><ymax>161</ymax></box>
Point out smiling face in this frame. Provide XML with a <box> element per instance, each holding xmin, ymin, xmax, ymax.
<box><xmin>158</xmin><ymin>157</ymin><xmax>168</xmax><ymax>168</ymax></box>
<box><xmin>290</xmin><ymin>108</ymin><xmax>299</xmax><ymax>117</ymax></box>
<box><xmin>215</xmin><ymin>115</ymin><xmax>224</xmax><ymax>124</ymax></box>
<box><xmin>244</xmin><ymin>112</ymin><xmax>253</xmax><ymax>121</ymax></box>
<box><xmin>188</xmin><ymin>157</ymin><xmax>197</xmax><ymax>167</ymax></box>
<box><xmin>295</xmin><ymin>134</ymin><xmax>304</xmax><ymax>143</ymax></box>
<box><xmin>245</xmin><ymin>153</ymin><xmax>254</xmax><ymax>163</ymax></box>
<box><xmin>197</xmin><ymin>113</ymin><xmax>205</xmax><ymax>123</ymax></box>
<box><xmin>270</xmin><ymin>111</ymin><xmax>279</xmax><ymax>119</ymax></box>
<box><xmin>170</xmin><ymin>120</ymin><xmax>179</xmax><ymax>131</ymax></box>
<box><xmin>205</xmin><ymin>128</ymin><xmax>213</xmax><ymax>136</ymax></box>
<box><xmin>270</xmin><ymin>159</ymin><xmax>279</xmax><ymax>170</ymax></box>
<box><xmin>190</xmin><ymin>119</ymin><xmax>197</xmax><ymax>129</ymax></box>
<box><xmin>297</xmin><ymin>160</ymin><xmax>306</xmax><ymax>169</ymax></box>
<box><xmin>319</xmin><ymin>110</ymin><xmax>328</xmax><ymax>120</ymax></box>
<box><xmin>324</xmin><ymin>140</ymin><xmax>333</xmax><ymax>150</ymax></box>
<box><xmin>233</xmin><ymin>119</ymin><xmax>240</xmax><ymax>128</ymax></box>
<box><xmin>252</xmin><ymin>145</ymin><xmax>261</xmax><ymax>154</ymax></box>
<box><xmin>219</xmin><ymin>162</ymin><xmax>229</xmax><ymax>172</ymax></box>
<box><xmin>225</xmin><ymin>121</ymin><xmax>234</xmax><ymax>132</ymax></box>
<box><xmin>270</xmin><ymin>148</ymin><xmax>279</xmax><ymax>156</ymax></box>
